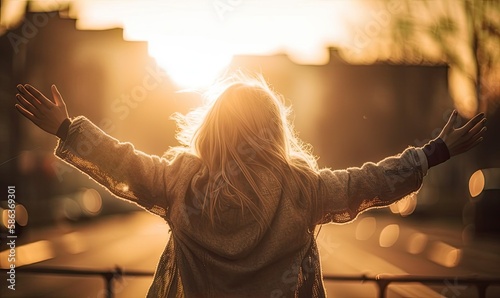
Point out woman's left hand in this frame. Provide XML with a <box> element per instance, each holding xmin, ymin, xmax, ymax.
<box><xmin>15</xmin><ymin>84</ymin><xmax>69</xmax><ymax>136</ymax></box>
<box><xmin>438</xmin><ymin>110</ymin><xmax>487</xmax><ymax>157</ymax></box>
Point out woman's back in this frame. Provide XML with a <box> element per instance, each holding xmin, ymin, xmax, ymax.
<box><xmin>148</xmin><ymin>153</ymin><xmax>318</xmax><ymax>297</ymax></box>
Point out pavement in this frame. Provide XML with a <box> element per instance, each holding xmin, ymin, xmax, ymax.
<box><xmin>1</xmin><ymin>211</ymin><xmax>499</xmax><ymax>298</ymax></box>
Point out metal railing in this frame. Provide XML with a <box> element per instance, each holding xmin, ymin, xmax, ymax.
<box><xmin>2</xmin><ymin>266</ymin><xmax>152</xmax><ymax>298</ymax></box>
<box><xmin>3</xmin><ymin>267</ymin><xmax>500</xmax><ymax>298</ymax></box>
<box><xmin>323</xmin><ymin>273</ymin><xmax>500</xmax><ymax>298</ymax></box>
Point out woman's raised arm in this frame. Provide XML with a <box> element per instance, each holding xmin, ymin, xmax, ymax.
<box><xmin>313</xmin><ymin>111</ymin><xmax>487</xmax><ymax>225</ymax></box>
<box><xmin>14</xmin><ymin>84</ymin><xmax>197</xmax><ymax>218</ymax></box>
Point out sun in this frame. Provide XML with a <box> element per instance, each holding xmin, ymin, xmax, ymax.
<box><xmin>147</xmin><ymin>36</ymin><xmax>234</xmax><ymax>89</ymax></box>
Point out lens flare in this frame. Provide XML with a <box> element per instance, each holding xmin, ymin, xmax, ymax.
<box><xmin>406</xmin><ymin>232</ymin><xmax>428</xmax><ymax>255</ymax></box>
<box><xmin>379</xmin><ymin>224</ymin><xmax>400</xmax><ymax>248</ymax></box>
<box><xmin>427</xmin><ymin>241</ymin><xmax>462</xmax><ymax>268</ymax></box>
<box><xmin>355</xmin><ymin>216</ymin><xmax>377</xmax><ymax>240</ymax></box>
<box><xmin>469</xmin><ymin>170</ymin><xmax>485</xmax><ymax>198</ymax></box>
<box><xmin>81</xmin><ymin>188</ymin><xmax>102</xmax><ymax>216</ymax></box>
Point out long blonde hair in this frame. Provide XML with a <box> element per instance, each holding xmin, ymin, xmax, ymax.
<box><xmin>169</xmin><ymin>72</ymin><xmax>319</xmax><ymax>228</ymax></box>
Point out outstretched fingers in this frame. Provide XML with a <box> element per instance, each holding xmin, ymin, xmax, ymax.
<box><xmin>457</xmin><ymin>117</ymin><xmax>487</xmax><ymax>154</ymax></box>
<box><xmin>26</xmin><ymin>84</ymin><xmax>55</xmax><ymax>106</ymax></box>
<box><xmin>15</xmin><ymin>93</ymin><xmax>37</xmax><ymax>115</ymax></box>
<box><xmin>439</xmin><ymin>110</ymin><xmax>487</xmax><ymax>157</ymax></box>
<box><xmin>51</xmin><ymin>85</ymin><xmax>64</xmax><ymax>106</ymax></box>
<box><xmin>443</xmin><ymin>110</ymin><xmax>459</xmax><ymax>132</ymax></box>
<box><xmin>459</xmin><ymin>112</ymin><xmax>485</xmax><ymax>133</ymax></box>
<box><xmin>15</xmin><ymin>103</ymin><xmax>38</xmax><ymax>124</ymax></box>
<box><xmin>460</xmin><ymin>116</ymin><xmax>487</xmax><ymax>147</ymax></box>
<box><xmin>467</xmin><ymin>118</ymin><xmax>487</xmax><ymax>137</ymax></box>
<box><xmin>17</xmin><ymin>84</ymin><xmax>54</xmax><ymax>109</ymax></box>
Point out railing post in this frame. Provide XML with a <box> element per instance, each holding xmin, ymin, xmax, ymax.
<box><xmin>476</xmin><ymin>282</ymin><xmax>488</xmax><ymax>298</ymax></box>
<box><xmin>103</xmin><ymin>272</ymin><xmax>114</xmax><ymax>298</ymax></box>
<box><xmin>102</xmin><ymin>266</ymin><xmax>122</xmax><ymax>298</ymax></box>
<box><xmin>376</xmin><ymin>280</ymin><xmax>389</xmax><ymax>298</ymax></box>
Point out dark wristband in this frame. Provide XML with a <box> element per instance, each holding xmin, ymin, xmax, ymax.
<box><xmin>56</xmin><ymin>118</ymin><xmax>71</xmax><ymax>140</ymax></box>
<box><xmin>423</xmin><ymin>138</ymin><xmax>450</xmax><ymax>168</ymax></box>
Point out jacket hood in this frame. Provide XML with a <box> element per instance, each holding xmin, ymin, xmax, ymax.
<box><xmin>172</xmin><ymin>163</ymin><xmax>287</xmax><ymax>260</ymax></box>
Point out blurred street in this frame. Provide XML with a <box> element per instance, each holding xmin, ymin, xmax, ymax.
<box><xmin>1</xmin><ymin>210</ymin><xmax>499</xmax><ymax>298</ymax></box>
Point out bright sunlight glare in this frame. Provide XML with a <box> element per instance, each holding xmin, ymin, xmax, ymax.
<box><xmin>148</xmin><ymin>37</ymin><xmax>234</xmax><ymax>88</ymax></box>
<box><xmin>68</xmin><ymin>0</ymin><xmax>351</xmax><ymax>89</ymax></box>
<box><xmin>4</xmin><ymin>0</ymin><xmax>483</xmax><ymax>115</ymax></box>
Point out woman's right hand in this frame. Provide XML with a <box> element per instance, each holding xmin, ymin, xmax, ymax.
<box><xmin>15</xmin><ymin>84</ymin><xmax>69</xmax><ymax>136</ymax></box>
<box><xmin>438</xmin><ymin>110</ymin><xmax>487</xmax><ymax>157</ymax></box>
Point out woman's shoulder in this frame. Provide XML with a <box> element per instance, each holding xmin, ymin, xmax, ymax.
<box><xmin>171</xmin><ymin>151</ymin><xmax>203</xmax><ymax>166</ymax></box>
<box><xmin>160</xmin><ymin>150</ymin><xmax>205</xmax><ymax>177</ymax></box>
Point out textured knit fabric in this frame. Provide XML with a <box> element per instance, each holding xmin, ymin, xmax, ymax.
<box><xmin>55</xmin><ymin>116</ymin><xmax>428</xmax><ymax>298</ymax></box>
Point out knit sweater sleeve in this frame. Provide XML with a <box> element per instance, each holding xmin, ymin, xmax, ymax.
<box><xmin>313</xmin><ymin>147</ymin><xmax>427</xmax><ymax>225</ymax></box>
<box><xmin>54</xmin><ymin>116</ymin><xmax>196</xmax><ymax>218</ymax></box>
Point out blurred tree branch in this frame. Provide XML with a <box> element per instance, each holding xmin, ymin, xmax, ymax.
<box><xmin>390</xmin><ymin>0</ymin><xmax>500</xmax><ymax>116</ymax></box>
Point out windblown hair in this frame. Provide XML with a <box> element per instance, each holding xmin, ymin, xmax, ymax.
<box><xmin>168</xmin><ymin>72</ymin><xmax>319</xmax><ymax>229</ymax></box>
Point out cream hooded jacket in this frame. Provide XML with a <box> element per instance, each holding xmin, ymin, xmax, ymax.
<box><xmin>55</xmin><ymin>116</ymin><xmax>428</xmax><ymax>298</ymax></box>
